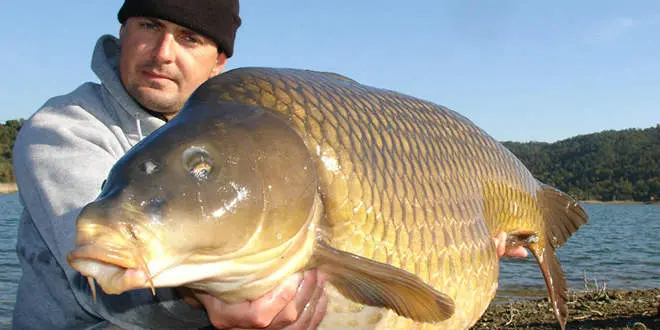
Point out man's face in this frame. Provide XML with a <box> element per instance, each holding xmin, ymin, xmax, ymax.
<box><xmin>119</xmin><ymin>17</ymin><xmax>227</xmax><ymax>119</ymax></box>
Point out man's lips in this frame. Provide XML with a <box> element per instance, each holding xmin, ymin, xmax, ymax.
<box><xmin>142</xmin><ymin>71</ymin><xmax>174</xmax><ymax>81</ymax></box>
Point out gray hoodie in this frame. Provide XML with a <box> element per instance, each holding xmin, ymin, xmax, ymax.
<box><xmin>12</xmin><ymin>35</ymin><xmax>211</xmax><ymax>329</ymax></box>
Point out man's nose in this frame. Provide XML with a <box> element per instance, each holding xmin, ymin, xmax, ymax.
<box><xmin>153</xmin><ymin>33</ymin><xmax>176</xmax><ymax>63</ymax></box>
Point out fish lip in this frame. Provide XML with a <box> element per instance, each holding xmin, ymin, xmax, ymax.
<box><xmin>67</xmin><ymin>243</ymin><xmax>138</xmax><ymax>270</ymax></box>
<box><xmin>67</xmin><ymin>244</ymin><xmax>153</xmax><ymax>295</ymax></box>
<box><xmin>68</xmin><ymin>257</ymin><xmax>149</xmax><ymax>295</ymax></box>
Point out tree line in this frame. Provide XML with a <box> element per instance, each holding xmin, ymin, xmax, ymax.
<box><xmin>0</xmin><ymin>119</ymin><xmax>657</xmax><ymax>201</ymax></box>
<box><xmin>0</xmin><ymin>119</ymin><xmax>23</xmax><ymax>182</ymax></box>
<box><xmin>503</xmin><ymin>125</ymin><xmax>659</xmax><ymax>202</ymax></box>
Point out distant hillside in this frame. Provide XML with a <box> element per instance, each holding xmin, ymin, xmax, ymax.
<box><xmin>0</xmin><ymin>119</ymin><xmax>657</xmax><ymax>202</ymax></box>
<box><xmin>503</xmin><ymin>125</ymin><xmax>659</xmax><ymax>202</ymax></box>
<box><xmin>0</xmin><ymin>119</ymin><xmax>23</xmax><ymax>182</ymax></box>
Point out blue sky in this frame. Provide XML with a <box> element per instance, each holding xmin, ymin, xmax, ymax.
<box><xmin>2</xmin><ymin>1</ymin><xmax>659</xmax><ymax>142</ymax></box>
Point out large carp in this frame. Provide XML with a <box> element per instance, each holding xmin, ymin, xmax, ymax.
<box><xmin>68</xmin><ymin>67</ymin><xmax>587</xmax><ymax>329</ymax></box>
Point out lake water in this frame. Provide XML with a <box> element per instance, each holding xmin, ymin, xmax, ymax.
<box><xmin>0</xmin><ymin>194</ymin><xmax>22</xmax><ymax>329</ymax></box>
<box><xmin>0</xmin><ymin>193</ymin><xmax>658</xmax><ymax>327</ymax></box>
<box><xmin>498</xmin><ymin>202</ymin><xmax>660</xmax><ymax>300</ymax></box>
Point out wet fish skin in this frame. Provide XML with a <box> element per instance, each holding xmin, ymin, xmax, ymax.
<box><xmin>188</xmin><ymin>68</ymin><xmax>587</xmax><ymax>329</ymax></box>
<box><xmin>67</xmin><ymin>67</ymin><xmax>588</xmax><ymax>330</ymax></box>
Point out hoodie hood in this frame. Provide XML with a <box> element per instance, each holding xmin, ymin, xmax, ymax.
<box><xmin>91</xmin><ymin>35</ymin><xmax>166</xmax><ymax>144</ymax></box>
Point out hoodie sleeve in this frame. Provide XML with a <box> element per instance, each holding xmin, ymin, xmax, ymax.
<box><xmin>12</xmin><ymin>97</ymin><xmax>211</xmax><ymax>329</ymax></box>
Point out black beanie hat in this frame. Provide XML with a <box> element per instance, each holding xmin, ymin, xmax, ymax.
<box><xmin>117</xmin><ymin>0</ymin><xmax>241</xmax><ymax>57</ymax></box>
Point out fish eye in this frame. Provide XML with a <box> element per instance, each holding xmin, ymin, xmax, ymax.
<box><xmin>139</xmin><ymin>160</ymin><xmax>160</xmax><ymax>175</ymax></box>
<box><xmin>183</xmin><ymin>146</ymin><xmax>213</xmax><ymax>181</ymax></box>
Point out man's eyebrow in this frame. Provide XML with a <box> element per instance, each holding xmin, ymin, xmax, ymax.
<box><xmin>142</xmin><ymin>17</ymin><xmax>207</xmax><ymax>42</ymax></box>
<box><xmin>144</xmin><ymin>17</ymin><xmax>165</xmax><ymax>27</ymax></box>
<box><xmin>178</xmin><ymin>26</ymin><xmax>202</xmax><ymax>37</ymax></box>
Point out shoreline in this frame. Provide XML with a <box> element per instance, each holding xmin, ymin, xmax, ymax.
<box><xmin>0</xmin><ymin>183</ymin><xmax>17</xmax><ymax>194</ymax></box>
<box><xmin>580</xmin><ymin>200</ymin><xmax>660</xmax><ymax>205</ymax></box>
<box><xmin>472</xmin><ymin>288</ymin><xmax>659</xmax><ymax>329</ymax></box>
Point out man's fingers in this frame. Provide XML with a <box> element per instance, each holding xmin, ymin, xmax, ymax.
<box><xmin>222</xmin><ymin>271</ymin><xmax>327</xmax><ymax>330</ymax></box>
<box><xmin>235</xmin><ymin>273</ymin><xmax>304</xmax><ymax>328</ymax></box>
<box><xmin>505</xmin><ymin>246</ymin><xmax>529</xmax><ymax>258</ymax></box>
<box><xmin>196</xmin><ymin>273</ymin><xmax>303</xmax><ymax>330</ymax></box>
<box><xmin>194</xmin><ymin>293</ymin><xmax>244</xmax><ymax>329</ymax></box>
<box><xmin>495</xmin><ymin>231</ymin><xmax>507</xmax><ymax>258</ymax></box>
<box><xmin>279</xmin><ymin>272</ymin><xmax>328</xmax><ymax>330</ymax></box>
<box><xmin>305</xmin><ymin>284</ymin><xmax>328</xmax><ymax>330</ymax></box>
<box><xmin>494</xmin><ymin>232</ymin><xmax>529</xmax><ymax>259</ymax></box>
<box><xmin>268</xmin><ymin>270</ymin><xmax>319</xmax><ymax>329</ymax></box>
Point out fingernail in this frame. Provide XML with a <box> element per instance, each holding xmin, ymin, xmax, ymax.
<box><xmin>318</xmin><ymin>272</ymin><xmax>328</xmax><ymax>285</ymax></box>
<box><xmin>285</xmin><ymin>272</ymin><xmax>304</xmax><ymax>290</ymax></box>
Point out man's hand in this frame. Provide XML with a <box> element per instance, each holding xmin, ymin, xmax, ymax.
<box><xmin>494</xmin><ymin>231</ymin><xmax>529</xmax><ymax>259</ymax></box>
<box><xmin>182</xmin><ymin>269</ymin><xmax>328</xmax><ymax>330</ymax></box>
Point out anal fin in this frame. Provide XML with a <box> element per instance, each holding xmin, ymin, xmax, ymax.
<box><xmin>531</xmin><ymin>183</ymin><xmax>588</xmax><ymax>329</ymax></box>
<box><xmin>310</xmin><ymin>241</ymin><xmax>455</xmax><ymax>323</ymax></box>
<box><xmin>508</xmin><ymin>230</ymin><xmax>569</xmax><ymax>329</ymax></box>
<box><xmin>528</xmin><ymin>239</ymin><xmax>569</xmax><ymax>330</ymax></box>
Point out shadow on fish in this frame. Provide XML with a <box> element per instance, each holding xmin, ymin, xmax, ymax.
<box><xmin>67</xmin><ymin>67</ymin><xmax>587</xmax><ymax>329</ymax></box>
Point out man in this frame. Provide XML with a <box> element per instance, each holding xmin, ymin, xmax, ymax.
<box><xmin>12</xmin><ymin>1</ymin><xmax>327</xmax><ymax>329</ymax></box>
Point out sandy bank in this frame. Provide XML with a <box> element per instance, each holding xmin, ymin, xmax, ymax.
<box><xmin>472</xmin><ymin>288</ymin><xmax>659</xmax><ymax>329</ymax></box>
<box><xmin>0</xmin><ymin>183</ymin><xmax>17</xmax><ymax>194</ymax></box>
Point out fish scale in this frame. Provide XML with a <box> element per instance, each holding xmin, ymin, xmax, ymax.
<box><xmin>208</xmin><ymin>68</ymin><xmax>551</xmax><ymax>328</ymax></box>
<box><xmin>69</xmin><ymin>67</ymin><xmax>586</xmax><ymax>329</ymax></box>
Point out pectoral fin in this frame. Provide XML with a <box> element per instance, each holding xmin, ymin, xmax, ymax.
<box><xmin>310</xmin><ymin>241</ymin><xmax>454</xmax><ymax>322</ymax></box>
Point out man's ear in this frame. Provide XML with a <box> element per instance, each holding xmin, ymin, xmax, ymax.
<box><xmin>119</xmin><ymin>25</ymin><xmax>125</xmax><ymax>39</ymax></box>
<box><xmin>211</xmin><ymin>52</ymin><xmax>228</xmax><ymax>77</ymax></box>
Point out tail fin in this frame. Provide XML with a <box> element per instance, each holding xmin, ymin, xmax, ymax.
<box><xmin>528</xmin><ymin>184</ymin><xmax>588</xmax><ymax>330</ymax></box>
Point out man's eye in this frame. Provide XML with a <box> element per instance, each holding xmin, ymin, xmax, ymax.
<box><xmin>181</xmin><ymin>33</ymin><xmax>202</xmax><ymax>45</ymax></box>
<box><xmin>139</xmin><ymin>22</ymin><xmax>158</xmax><ymax>31</ymax></box>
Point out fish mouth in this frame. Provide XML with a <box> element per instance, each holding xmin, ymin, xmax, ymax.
<box><xmin>67</xmin><ymin>225</ymin><xmax>158</xmax><ymax>298</ymax></box>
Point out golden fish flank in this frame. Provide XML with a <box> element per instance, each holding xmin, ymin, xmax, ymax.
<box><xmin>67</xmin><ymin>67</ymin><xmax>587</xmax><ymax>329</ymax></box>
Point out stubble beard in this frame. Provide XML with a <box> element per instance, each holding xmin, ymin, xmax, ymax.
<box><xmin>125</xmin><ymin>80</ymin><xmax>185</xmax><ymax>116</ymax></box>
<box><xmin>123</xmin><ymin>58</ymin><xmax>186</xmax><ymax>116</ymax></box>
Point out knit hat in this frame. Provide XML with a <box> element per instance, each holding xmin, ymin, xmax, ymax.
<box><xmin>117</xmin><ymin>0</ymin><xmax>241</xmax><ymax>57</ymax></box>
